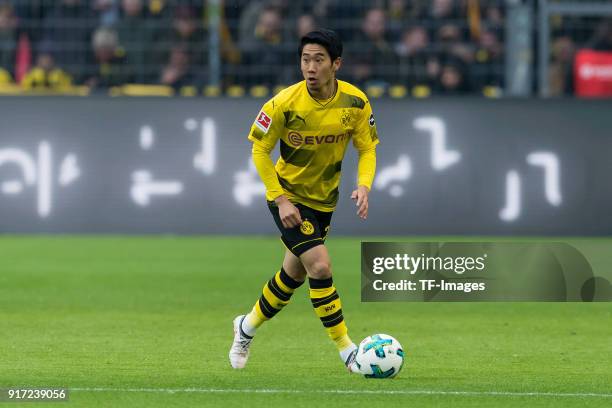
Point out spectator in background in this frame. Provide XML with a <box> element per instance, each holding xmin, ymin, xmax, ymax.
<box><xmin>434</xmin><ymin>57</ymin><xmax>470</xmax><ymax>94</ymax></box>
<box><xmin>397</xmin><ymin>25</ymin><xmax>437</xmax><ymax>88</ymax></box>
<box><xmin>477</xmin><ymin>26</ymin><xmax>503</xmax><ymax>62</ymax></box>
<box><xmin>241</xmin><ymin>6</ymin><xmax>292</xmax><ymax>87</ymax></box>
<box><xmin>145</xmin><ymin>0</ymin><xmax>171</xmax><ymax>20</ymax></box>
<box><xmin>346</xmin><ymin>8</ymin><xmax>397</xmax><ymax>87</ymax></box>
<box><xmin>548</xmin><ymin>35</ymin><xmax>575</xmax><ymax>96</ymax></box>
<box><xmin>21</xmin><ymin>41</ymin><xmax>73</xmax><ymax>90</ymax></box>
<box><xmin>396</xmin><ymin>25</ymin><xmax>429</xmax><ymax>58</ymax></box>
<box><xmin>436</xmin><ymin>22</ymin><xmax>473</xmax><ymax>63</ymax></box>
<box><xmin>429</xmin><ymin>0</ymin><xmax>458</xmax><ymax>20</ymax></box>
<box><xmin>159</xmin><ymin>44</ymin><xmax>197</xmax><ymax>90</ymax></box>
<box><xmin>282</xmin><ymin>14</ymin><xmax>317</xmax><ymax>83</ymax></box>
<box><xmin>93</xmin><ymin>0</ymin><xmax>120</xmax><ymax>26</ymax></box>
<box><xmin>238</xmin><ymin>0</ymin><xmax>267</xmax><ymax>48</ymax></box>
<box><xmin>238</xmin><ymin>0</ymin><xmax>300</xmax><ymax>48</ymax></box>
<box><xmin>0</xmin><ymin>2</ymin><xmax>17</xmax><ymax>82</ymax></box>
<box><xmin>309</xmin><ymin>0</ymin><xmax>334</xmax><ymax>23</ymax></box>
<box><xmin>427</xmin><ymin>0</ymin><xmax>468</xmax><ymax>55</ymax></box>
<box><xmin>41</xmin><ymin>0</ymin><xmax>95</xmax><ymax>83</ymax></box>
<box><xmin>167</xmin><ymin>5</ymin><xmax>206</xmax><ymax>68</ymax></box>
<box><xmin>86</xmin><ymin>26</ymin><xmax>131</xmax><ymax>89</ymax></box>
<box><xmin>428</xmin><ymin>0</ymin><xmax>460</xmax><ymax>35</ymax></box>
<box><xmin>472</xmin><ymin>25</ymin><xmax>504</xmax><ymax>91</ymax></box>
<box><xmin>115</xmin><ymin>0</ymin><xmax>158</xmax><ymax>83</ymax></box>
<box><xmin>296</xmin><ymin>14</ymin><xmax>316</xmax><ymax>40</ymax></box>
<box><xmin>483</xmin><ymin>3</ymin><xmax>504</xmax><ymax>31</ymax></box>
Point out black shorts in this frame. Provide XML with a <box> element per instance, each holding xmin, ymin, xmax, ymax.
<box><xmin>268</xmin><ymin>201</ymin><xmax>333</xmax><ymax>257</ymax></box>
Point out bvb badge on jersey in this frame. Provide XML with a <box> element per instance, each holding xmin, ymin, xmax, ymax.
<box><xmin>340</xmin><ymin>109</ymin><xmax>352</xmax><ymax>129</ymax></box>
<box><xmin>300</xmin><ymin>220</ymin><xmax>315</xmax><ymax>236</ymax></box>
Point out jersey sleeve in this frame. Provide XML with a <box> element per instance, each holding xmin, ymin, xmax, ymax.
<box><xmin>247</xmin><ymin>97</ymin><xmax>284</xmax><ymax>152</ymax></box>
<box><xmin>351</xmin><ymin>99</ymin><xmax>379</xmax><ymax>152</ymax></box>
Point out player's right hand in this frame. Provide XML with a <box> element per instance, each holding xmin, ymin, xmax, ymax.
<box><xmin>276</xmin><ymin>197</ymin><xmax>302</xmax><ymax>229</ymax></box>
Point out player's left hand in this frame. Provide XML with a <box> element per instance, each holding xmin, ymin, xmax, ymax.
<box><xmin>350</xmin><ymin>185</ymin><xmax>369</xmax><ymax>220</ymax></box>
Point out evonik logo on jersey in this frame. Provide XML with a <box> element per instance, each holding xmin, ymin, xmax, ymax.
<box><xmin>255</xmin><ymin>110</ymin><xmax>272</xmax><ymax>133</ymax></box>
<box><xmin>287</xmin><ymin>131</ymin><xmax>348</xmax><ymax>147</ymax></box>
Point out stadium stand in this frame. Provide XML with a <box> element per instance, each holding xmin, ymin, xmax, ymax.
<box><xmin>0</xmin><ymin>0</ymin><xmax>609</xmax><ymax>97</ymax></box>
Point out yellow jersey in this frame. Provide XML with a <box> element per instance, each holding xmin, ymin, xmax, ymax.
<box><xmin>248</xmin><ymin>80</ymin><xmax>379</xmax><ymax>212</ymax></box>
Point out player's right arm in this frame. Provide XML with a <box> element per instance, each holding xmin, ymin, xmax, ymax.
<box><xmin>248</xmin><ymin>98</ymin><xmax>302</xmax><ymax>228</ymax></box>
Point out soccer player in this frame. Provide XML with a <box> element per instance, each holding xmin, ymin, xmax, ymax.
<box><xmin>229</xmin><ymin>29</ymin><xmax>378</xmax><ymax>373</ymax></box>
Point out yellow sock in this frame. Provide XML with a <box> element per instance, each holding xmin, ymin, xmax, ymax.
<box><xmin>243</xmin><ymin>268</ymin><xmax>303</xmax><ymax>335</ymax></box>
<box><xmin>309</xmin><ymin>277</ymin><xmax>353</xmax><ymax>351</ymax></box>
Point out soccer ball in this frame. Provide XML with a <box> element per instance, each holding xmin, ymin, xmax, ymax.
<box><xmin>355</xmin><ymin>334</ymin><xmax>405</xmax><ymax>378</ymax></box>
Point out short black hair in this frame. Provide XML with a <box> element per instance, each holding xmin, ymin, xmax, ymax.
<box><xmin>298</xmin><ymin>29</ymin><xmax>343</xmax><ymax>61</ymax></box>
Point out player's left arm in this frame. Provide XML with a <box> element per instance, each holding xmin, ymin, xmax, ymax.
<box><xmin>351</xmin><ymin>100</ymin><xmax>379</xmax><ymax>220</ymax></box>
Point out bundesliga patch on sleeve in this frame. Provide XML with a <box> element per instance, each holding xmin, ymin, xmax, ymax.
<box><xmin>369</xmin><ymin>113</ymin><xmax>376</xmax><ymax>127</ymax></box>
<box><xmin>255</xmin><ymin>110</ymin><xmax>272</xmax><ymax>133</ymax></box>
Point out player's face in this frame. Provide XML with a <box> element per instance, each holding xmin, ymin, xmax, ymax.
<box><xmin>301</xmin><ymin>43</ymin><xmax>341</xmax><ymax>92</ymax></box>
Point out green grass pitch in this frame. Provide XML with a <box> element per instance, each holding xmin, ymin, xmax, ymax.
<box><xmin>1</xmin><ymin>236</ymin><xmax>611</xmax><ymax>407</ymax></box>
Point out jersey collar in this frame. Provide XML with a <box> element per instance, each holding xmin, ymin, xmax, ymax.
<box><xmin>304</xmin><ymin>79</ymin><xmax>340</xmax><ymax>107</ymax></box>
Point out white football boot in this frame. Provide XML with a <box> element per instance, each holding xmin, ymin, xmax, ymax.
<box><xmin>344</xmin><ymin>346</ymin><xmax>361</xmax><ymax>374</ymax></box>
<box><xmin>229</xmin><ymin>315</ymin><xmax>253</xmax><ymax>369</ymax></box>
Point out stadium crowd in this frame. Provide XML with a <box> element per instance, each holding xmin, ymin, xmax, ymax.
<box><xmin>0</xmin><ymin>0</ymin><xmax>609</xmax><ymax>95</ymax></box>
<box><xmin>548</xmin><ymin>15</ymin><xmax>612</xmax><ymax>96</ymax></box>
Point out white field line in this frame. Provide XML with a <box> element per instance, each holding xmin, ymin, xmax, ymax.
<box><xmin>70</xmin><ymin>387</ymin><xmax>612</xmax><ymax>398</ymax></box>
